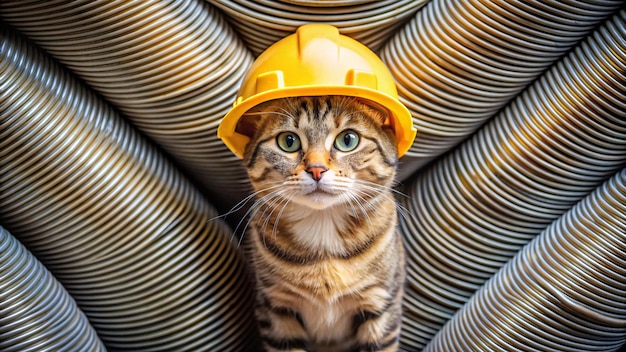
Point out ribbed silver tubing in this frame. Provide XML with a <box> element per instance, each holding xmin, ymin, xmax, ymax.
<box><xmin>0</xmin><ymin>0</ymin><xmax>255</xmax><ymax>213</ymax></box>
<box><xmin>381</xmin><ymin>0</ymin><xmax>624</xmax><ymax>178</ymax></box>
<box><xmin>0</xmin><ymin>226</ymin><xmax>106</xmax><ymax>352</ymax></box>
<box><xmin>3</xmin><ymin>2</ymin><xmax>626</xmax><ymax>352</ymax></box>
<box><xmin>399</xmin><ymin>9</ymin><xmax>626</xmax><ymax>350</ymax></box>
<box><xmin>424</xmin><ymin>169</ymin><xmax>626</xmax><ymax>352</ymax></box>
<box><xmin>207</xmin><ymin>0</ymin><xmax>428</xmax><ymax>55</ymax></box>
<box><xmin>0</xmin><ymin>26</ymin><xmax>256</xmax><ymax>351</ymax></box>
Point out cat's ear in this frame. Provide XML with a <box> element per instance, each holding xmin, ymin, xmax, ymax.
<box><xmin>357</xmin><ymin>98</ymin><xmax>390</xmax><ymax>126</ymax></box>
<box><xmin>235</xmin><ymin>113</ymin><xmax>259</xmax><ymax>138</ymax></box>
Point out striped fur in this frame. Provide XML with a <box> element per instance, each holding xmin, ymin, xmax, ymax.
<box><xmin>239</xmin><ymin>96</ymin><xmax>405</xmax><ymax>352</ymax></box>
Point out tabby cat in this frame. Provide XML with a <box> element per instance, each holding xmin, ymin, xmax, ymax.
<box><xmin>238</xmin><ymin>96</ymin><xmax>405</xmax><ymax>352</ymax></box>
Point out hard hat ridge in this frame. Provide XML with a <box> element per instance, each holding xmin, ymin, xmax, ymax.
<box><xmin>218</xmin><ymin>24</ymin><xmax>416</xmax><ymax>158</ymax></box>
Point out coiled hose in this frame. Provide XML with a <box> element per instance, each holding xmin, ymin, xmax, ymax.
<box><xmin>0</xmin><ymin>0</ymin><xmax>255</xmax><ymax>213</ymax></box>
<box><xmin>0</xmin><ymin>26</ymin><xmax>256</xmax><ymax>351</ymax></box>
<box><xmin>1</xmin><ymin>1</ymin><xmax>625</xmax><ymax>351</ymax></box>
<box><xmin>208</xmin><ymin>0</ymin><xmax>428</xmax><ymax>56</ymax></box>
<box><xmin>399</xmin><ymin>9</ymin><xmax>626</xmax><ymax>349</ymax></box>
<box><xmin>424</xmin><ymin>169</ymin><xmax>626</xmax><ymax>351</ymax></box>
<box><xmin>0</xmin><ymin>226</ymin><xmax>106</xmax><ymax>352</ymax></box>
<box><xmin>381</xmin><ymin>0</ymin><xmax>623</xmax><ymax>177</ymax></box>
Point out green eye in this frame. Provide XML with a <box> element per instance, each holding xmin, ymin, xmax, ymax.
<box><xmin>334</xmin><ymin>130</ymin><xmax>360</xmax><ymax>152</ymax></box>
<box><xmin>276</xmin><ymin>132</ymin><xmax>301</xmax><ymax>152</ymax></box>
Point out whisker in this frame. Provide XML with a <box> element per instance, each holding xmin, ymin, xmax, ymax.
<box><xmin>253</xmin><ymin>190</ymin><xmax>286</xmax><ymax>231</ymax></box>
<box><xmin>240</xmin><ymin>190</ymin><xmax>278</xmax><ymax>226</ymax></box>
<box><xmin>337</xmin><ymin>177</ymin><xmax>415</xmax><ymax>227</ymax></box>
<box><xmin>216</xmin><ymin>181</ymin><xmax>290</xmax><ymax>248</ymax></box>
<box><xmin>271</xmin><ymin>192</ymin><xmax>295</xmax><ymax>242</ymax></box>
<box><xmin>241</xmin><ymin>188</ymin><xmax>293</xmax><ymax>250</ymax></box>
<box><xmin>233</xmin><ymin>184</ymin><xmax>282</xmax><ymax>220</ymax></box>
<box><xmin>243</xmin><ymin>110</ymin><xmax>294</xmax><ymax>122</ymax></box>
<box><xmin>208</xmin><ymin>180</ymin><xmax>284</xmax><ymax>221</ymax></box>
<box><xmin>260</xmin><ymin>193</ymin><xmax>285</xmax><ymax>233</ymax></box>
<box><xmin>395</xmin><ymin>201</ymin><xmax>417</xmax><ymax>226</ymax></box>
<box><xmin>275</xmin><ymin>105</ymin><xmax>300</xmax><ymax>125</ymax></box>
<box><xmin>251</xmin><ymin>189</ymin><xmax>296</xmax><ymax>250</ymax></box>
<box><xmin>344</xmin><ymin>192</ymin><xmax>373</xmax><ymax>226</ymax></box>
<box><xmin>352</xmin><ymin>178</ymin><xmax>408</xmax><ymax>201</ymax></box>
<box><xmin>343</xmin><ymin>194</ymin><xmax>361</xmax><ymax>219</ymax></box>
<box><xmin>256</xmin><ymin>192</ymin><xmax>285</xmax><ymax>250</ymax></box>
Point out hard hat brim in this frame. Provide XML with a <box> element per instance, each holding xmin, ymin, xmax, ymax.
<box><xmin>218</xmin><ymin>85</ymin><xmax>416</xmax><ymax>159</ymax></box>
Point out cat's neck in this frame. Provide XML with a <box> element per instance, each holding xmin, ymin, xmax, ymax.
<box><xmin>283</xmin><ymin>204</ymin><xmax>352</xmax><ymax>257</ymax></box>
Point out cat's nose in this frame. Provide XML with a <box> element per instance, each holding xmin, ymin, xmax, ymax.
<box><xmin>306</xmin><ymin>165</ymin><xmax>328</xmax><ymax>181</ymax></box>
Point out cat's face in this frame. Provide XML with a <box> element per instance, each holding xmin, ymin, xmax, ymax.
<box><xmin>238</xmin><ymin>96</ymin><xmax>398</xmax><ymax>210</ymax></box>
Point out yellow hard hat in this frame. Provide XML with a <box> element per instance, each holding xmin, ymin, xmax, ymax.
<box><xmin>218</xmin><ymin>24</ymin><xmax>416</xmax><ymax>158</ymax></box>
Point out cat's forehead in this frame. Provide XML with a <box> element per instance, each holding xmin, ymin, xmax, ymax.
<box><xmin>251</xmin><ymin>96</ymin><xmax>385</xmax><ymax>144</ymax></box>
<box><xmin>278</xmin><ymin>96</ymin><xmax>362</xmax><ymax>128</ymax></box>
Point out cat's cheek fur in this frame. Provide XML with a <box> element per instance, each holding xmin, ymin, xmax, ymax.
<box><xmin>248</xmin><ymin>147</ymin><xmax>299</xmax><ymax>183</ymax></box>
<box><xmin>266</xmin><ymin>149</ymin><xmax>300</xmax><ymax>173</ymax></box>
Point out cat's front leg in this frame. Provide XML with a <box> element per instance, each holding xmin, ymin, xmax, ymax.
<box><xmin>350</xmin><ymin>311</ymin><xmax>401</xmax><ymax>352</ymax></box>
<box><xmin>259</xmin><ymin>325</ymin><xmax>309</xmax><ymax>352</ymax></box>
<box><xmin>350</xmin><ymin>284</ymin><xmax>403</xmax><ymax>352</ymax></box>
<box><xmin>256</xmin><ymin>302</ymin><xmax>309</xmax><ymax>352</ymax></box>
<box><xmin>261</xmin><ymin>339</ymin><xmax>308</xmax><ymax>352</ymax></box>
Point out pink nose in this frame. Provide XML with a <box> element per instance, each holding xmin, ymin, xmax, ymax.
<box><xmin>306</xmin><ymin>165</ymin><xmax>327</xmax><ymax>181</ymax></box>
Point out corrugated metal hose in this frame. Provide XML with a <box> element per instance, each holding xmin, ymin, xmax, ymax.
<box><xmin>1</xmin><ymin>1</ymin><xmax>624</xmax><ymax>351</ymax></box>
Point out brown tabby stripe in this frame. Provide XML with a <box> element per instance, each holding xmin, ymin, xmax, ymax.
<box><xmin>351</xmin><ymin>280</ymin><xmax>402</xmax><ymax>333</ymax></box>
<box><xmin>256</xmin><ymin>228</ymin><xmax>321</xmax><ymax>264</ymax></box>
<box><xmin>350</xmin><ymin>334</ymin><xmax>400</xmax><ymax>352</ymax></box>
<box><xmin>263</xmin><ymin>337</ymin><xmax>308</xmax><ymax>351</ymax></box>
<box><xmin>245</xmin><ymin>136</ymin><xmax>273</xmax><ymax>168</ymax></box>
<box><xmin>249</xmin><ymin>166</ymin><xmax>273</xmax><ymax>184</ymax></box>
<box><xmin>257</xmin><ymin>292</ymin><xmax>305</xmax><ymax>327</ymax></box>
<box><xmin>256</xmin><ymin>204</ymin><xmax>391</xmax><ymax>264</ymax></box>
<box><xmin>363</xmin><ymin>136</ymin><xmax>397</xmax><ymax>167</ymax></box>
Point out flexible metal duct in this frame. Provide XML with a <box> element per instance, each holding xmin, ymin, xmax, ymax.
<box><xmin>0</xmin><ymin>226</ymin><xmax>106</xmax><ymax>352</ymax></box>
<box><xmin>207</xmin><ymin>0</ymin><xmax>428</xmax><ymax>56</ymax></box>
<box><xmin>0</xmin><ymin>0</ymin><xmax>255</xmax><ymax>213</ymax></box>
<box><xmin>381</xmin><ymin>0</ymin><xmax>623</xmax><ymax>178</ymax></box>
<box><xmin>399</xmin><ymin>9</ymin><xmax>626</xmax><ymax>349</ymax></box>
<box><xmin>0</xmin><ymin>26</ymin><xmax>256</xmax><ymax>351</ymax></box>
<box><xmin>424</xmin><ymin>169</ymin><xmax>626</xmax><ymax>352</ymax></box>
<box><xmin>2</xmin><ymin>2</ymin><xmax>626</xmax><ymax>352</ymax></box>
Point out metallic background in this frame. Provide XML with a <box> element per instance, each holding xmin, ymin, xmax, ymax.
<box><xmin>1</xmin><ymin>1</ymin><xmax>624</xmax><ymax>351</ymax></box>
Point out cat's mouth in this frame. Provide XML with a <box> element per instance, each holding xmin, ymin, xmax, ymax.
<box><xmin>304</xmin><ymin>186</ymin><xmax>337</xmax><ymax>199</ymax></box>
<box><xmin>307</xmin><ymin>188</ymin><xmax>333</xmax><ymax>197</ymax></box>
<box><xmin>311</xmin><ymin>185</ymin><xmax>332</xmax><ymax>193</ymax></box>
<box><xmin>291</xmin><ymin>184</ymin><xmax>345</xmax><ymax>210</ymax></box>
<box><xmin>308</xmin><ymin>182</ymin><xmax>339</xmax><ymax>195</ymax></box>
<box><xmin>300</xmin><ymin>189</ymin><xmax>340</xmax><ymax>209</ymax></box>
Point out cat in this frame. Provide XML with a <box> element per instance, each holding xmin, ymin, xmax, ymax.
<box><xmin>237</xmin><ymin>96</ymin><xmax>405</xmax><ymax>352</ymax></box>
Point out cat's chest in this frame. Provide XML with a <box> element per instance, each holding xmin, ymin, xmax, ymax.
<box><xmin>300</xmin><ymin>293</ymin><xmax>360</xmax><ymax>343</ymax></box>
<box><xmin>287</xmin><ymin>208</ymin><xmax>349</xmax><ymax>256</ymax></box>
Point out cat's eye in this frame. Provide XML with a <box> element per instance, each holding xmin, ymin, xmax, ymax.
<box><xmin>276</xmin><ymin>132</ymin><xmax>301</xmax><ymax>152</ymax></box>
<box><xmin>334</xmin><ymin>130</ymin><xmax>360</xmax><ymax>152</ymax></box>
